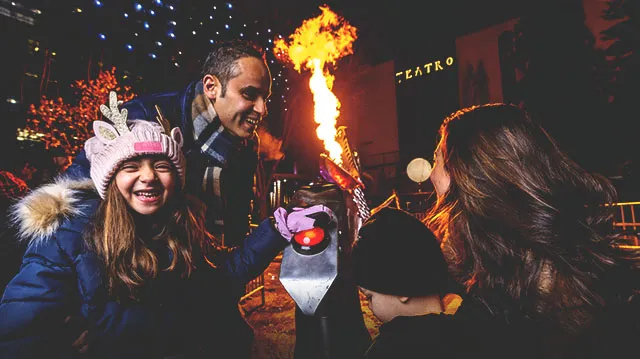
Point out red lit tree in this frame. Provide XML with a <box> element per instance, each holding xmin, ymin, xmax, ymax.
<box><xmin>26</xmin><ymin>96</ymin><xmax>72</xmax><ymax>152</ymax></box>
<box><xmin>24</xmin><ymin>67</ymin><xmax>136</xmax><ymax>156</ymax></box>
<box><xmin>71</xmin><ymin>67</ymin><xmax>136</xmax><ymax>153</ymax></box>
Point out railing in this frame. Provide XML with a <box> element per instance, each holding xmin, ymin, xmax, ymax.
<box><xmin>611</xmin><ymin>201</ymin><xmax>640</xmax><ymax>247</ymax></box>
<box><xmin>376</xmin><ymin>193</ymin><xmax>640</xmax><ymax>247</ymax></box>
<box><xmin>238</xmin><ymin>198</ymin><xmax>640</xmax><ymax>313</ymax></box>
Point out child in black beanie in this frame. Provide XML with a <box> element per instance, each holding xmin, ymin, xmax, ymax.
<box><xmin>352</xmin><ymin>207</ymin><xmax>462</xmax><ymax>358</ymax></box>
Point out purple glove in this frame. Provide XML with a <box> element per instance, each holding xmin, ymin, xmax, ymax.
<box><xmin>273</xmin><ymin>205</ymin><xmax>334</xmax><ymax>241</ymax></box>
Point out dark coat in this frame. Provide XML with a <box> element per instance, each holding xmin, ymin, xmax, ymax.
<box><xmin>0</xmin><ymin>179</ymin><xmax>286</xmax><ymax>358</ymax></box>
<box><xmin>365</xmin><ymin>293</ymin><xmax>640</xmax><ymax>359</ymax></box>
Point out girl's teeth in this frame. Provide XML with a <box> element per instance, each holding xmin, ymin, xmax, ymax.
<box><xmin>136</xmin><ymin>191</ymin><xmax>159</xmax><ymax>197</ymax></box>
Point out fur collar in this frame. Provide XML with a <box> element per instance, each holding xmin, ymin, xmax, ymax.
<box><xmin>11</xmin><ymin>177</ymin><xmax>96</xmax><ymax>246</ymax></box>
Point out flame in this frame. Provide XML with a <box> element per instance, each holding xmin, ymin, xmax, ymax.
<box><xmin>274</xmin><ymin>5</ymin><xmax>357</xmax><ymax>166</ymax></box>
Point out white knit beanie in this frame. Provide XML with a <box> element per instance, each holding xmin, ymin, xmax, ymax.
<box><xmin>84</xmin><ymin>91</ymin><xmax>186</xmax><ymax>199</ymax></box>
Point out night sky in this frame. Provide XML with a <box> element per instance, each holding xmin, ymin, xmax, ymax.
<box><xmin>4</xmin><ymin>0</ymin><xmax>638</xmax><ymax>198</ymax></box>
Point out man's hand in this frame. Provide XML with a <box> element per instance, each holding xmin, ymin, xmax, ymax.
<box><xmin>273</xmin><ymin>205</ymin><xmax>334</xmax><ymax>241</ymax></box>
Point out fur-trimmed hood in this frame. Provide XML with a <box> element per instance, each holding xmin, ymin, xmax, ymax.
<box><xmin>11</xmin><ymin>177</ymin><xmax>97</xmax><ymax>245</ymax></box>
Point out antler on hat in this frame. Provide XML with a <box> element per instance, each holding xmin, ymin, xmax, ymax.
<box><xmin>85</xmin><ymin>91</ymin><xmax>186</xmax><ymax>199</ymax></box>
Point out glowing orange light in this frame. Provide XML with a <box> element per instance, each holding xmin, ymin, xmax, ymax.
<box><xmin>293</xmin><ymin>227</ymin><xmax>325</xmax><ymax>247</ymax></box>
<box><xmin>274</xmin><ymin>5</ymin><xmax>357</xmax><ymax>166</ymax></box>
<box><xmin>25</xmin><ymin>67</ymin><xmax>135</xmax><ymax>156</ymax></box>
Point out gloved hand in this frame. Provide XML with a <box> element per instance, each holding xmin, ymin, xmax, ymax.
<box><xmin>273</xmin><ymin>205</ymin><xmax>334</xmax><ymax>241</ymax></box>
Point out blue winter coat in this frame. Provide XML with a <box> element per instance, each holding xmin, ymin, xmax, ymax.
<box><xmin>0</xmin><ymin>178</ymin><xmax>286</xmax><ymax>358</ymax></box>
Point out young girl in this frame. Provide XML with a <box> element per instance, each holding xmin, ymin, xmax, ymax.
<box><xmin>0</xmin><ymin>91</ymin><xmax>329</xmax><ymax>358</ymax></box>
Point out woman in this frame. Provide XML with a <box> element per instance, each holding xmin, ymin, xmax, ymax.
<box><xmin>0</xmin><ymin>91</ymin><xmax>329</xmax><ymax>358</ymax></box>
<box><xmin>427</xmin><ymin>103</ymin><xmax>639</xmax><ymax>358</ymax></box>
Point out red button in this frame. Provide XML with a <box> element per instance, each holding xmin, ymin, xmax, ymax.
<box><xmin>293</xmin><ymin>227</ymin><xmax>325</xmax><ymax>247</ymax></box>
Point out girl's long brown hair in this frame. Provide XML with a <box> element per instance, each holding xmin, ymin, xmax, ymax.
<box><xmin>427</xmin><ymin>103</ymin><xmax>640</xmax><ymax>334</ymax></box>
<box><xmin>86</xmin><ymin>180</ymin><xmax>210</xmax><ymax>301</ymax></box>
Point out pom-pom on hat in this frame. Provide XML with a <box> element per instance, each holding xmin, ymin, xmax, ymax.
<box><xmin>84</xmin><ymin>91</ymin><xmax>186</xmax><ymax>199</ymax></box>
<box><xmin>353</xmin><ymin>207</ymin><xmax>449</xmax><ymax>297</ymax></box>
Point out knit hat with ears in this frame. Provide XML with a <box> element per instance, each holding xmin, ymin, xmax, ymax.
<box><xmin>84</xmin><ymin>91</ymin><xmax>186</xmax><ymax>199</ymax></box>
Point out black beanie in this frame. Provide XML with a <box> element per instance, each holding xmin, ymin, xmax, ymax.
<box><xmin>352</xmin><ymin>207</ymin><xmax>449</xmax><ymax>297</ymax></box>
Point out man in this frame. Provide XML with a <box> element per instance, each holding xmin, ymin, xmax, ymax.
<box><xmin>68</xmin><ymin>39</ymin><xmax>271</xmax><ymax>248</ymax></box>
<box><xmin>65</xmin><ymin>39</ymin><xmax>272</xmax><ymax>357</ymax></box>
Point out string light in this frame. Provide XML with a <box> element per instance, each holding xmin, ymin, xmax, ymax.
<box><xmin>85</xmin><ymin>1</ymin><xmax>289</xmax><ymax>115</ymax></box>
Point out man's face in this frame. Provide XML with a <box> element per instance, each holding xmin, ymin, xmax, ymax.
<box><xmin>205</xmin><ymin>57</ymin><xmax>272</xmax><ymax>138</ymax></box>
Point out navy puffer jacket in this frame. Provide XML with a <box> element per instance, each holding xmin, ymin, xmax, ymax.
<box><xmin>0</xmin><ymin>178</ymin><xmax>286</xmax><ymax>358</ymax></box>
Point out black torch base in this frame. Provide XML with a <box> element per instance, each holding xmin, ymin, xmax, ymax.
<box><xmin>287</xmin><ymin>182</ymin><xmax>372</xmax><ymax>359</ymax></box>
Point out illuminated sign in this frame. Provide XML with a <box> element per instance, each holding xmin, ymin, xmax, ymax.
<box><xmin>395</xmin><ymin>56</ymin><xmax>455</xmax><ymax>84</ymax></box>
<box><xmin>0</xmin><ymin>5</ymin><xmax>36</xmax><ymax>26</ymax></box>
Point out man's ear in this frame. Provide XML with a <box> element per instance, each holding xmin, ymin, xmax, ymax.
<box><xmin>202</xmin><ymin>74</ymin><xmax>219</xmax><ymax>101</ymax></box>
<box><xmin>397</xmin><ymin>296</ymin><xmax>410</xmax><ymax>304</ymax></box>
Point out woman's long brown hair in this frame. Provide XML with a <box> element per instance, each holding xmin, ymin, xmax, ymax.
<box><xmin>427</xmin><ymin>103</ymin><xmax>640</xmax><ymax>334</ymax></box>
<box><xmin>86</xmin><ymin>179</ymin><xmax>210</xmax><ymax>301</ymax></box>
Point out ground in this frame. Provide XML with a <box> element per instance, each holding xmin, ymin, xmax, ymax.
<box><xmin>241</xmin><ymin>255</ymin><xmax>382</xmax><ymax>359</ymax></box>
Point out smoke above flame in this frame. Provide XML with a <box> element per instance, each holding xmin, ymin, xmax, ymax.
<box><xmin>274</xmin><ymin>5</ymin><xmax>357</xmax><ymax>166</ymax></box>
<box><xmin>257</xmin><ymin>125</ymin><xmax>285</xmax><ymax>161</ymax></box>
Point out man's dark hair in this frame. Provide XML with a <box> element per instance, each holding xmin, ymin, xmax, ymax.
<box><xmin>201</xmin><ymin>39</ymin><xmax>267</xmax><ymax>96</ymax></box>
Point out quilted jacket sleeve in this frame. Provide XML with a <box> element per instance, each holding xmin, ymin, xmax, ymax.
<box><xmin>208</xmin><ymin>218</ymin><xmax>287</xmax><ymax>298</ymax></box>
<box><xmin>0</xmin><ymin>230</ymin><xmax>79</xmax><ymax>357</ymax></box>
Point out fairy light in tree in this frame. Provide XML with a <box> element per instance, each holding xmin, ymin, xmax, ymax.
<box><xmin>23</xmin><ymin>67</ymin><xmax>135</xmax><ymax>155</ymax></box>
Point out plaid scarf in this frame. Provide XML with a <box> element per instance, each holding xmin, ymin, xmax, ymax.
<box><xmin>191</xmin><ymin>80</ymin><xmax>245</xmax><ymax>168</ymax></box>
<box><xmin>191</xmin><ymin>81</ymin><xmax>247</xmax><ymax>233</ymax></box>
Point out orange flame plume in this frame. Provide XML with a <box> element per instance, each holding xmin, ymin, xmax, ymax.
<box><xmin>274</xmin><ymin>5</ymin><xmax>357</xmax><ymax>166</ymax></box>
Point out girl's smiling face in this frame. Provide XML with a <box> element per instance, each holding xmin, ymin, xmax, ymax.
<box><xmin>114</xmin><ymin>155</ymin><xmax>177</xmax><ymax>216</ymax></box>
